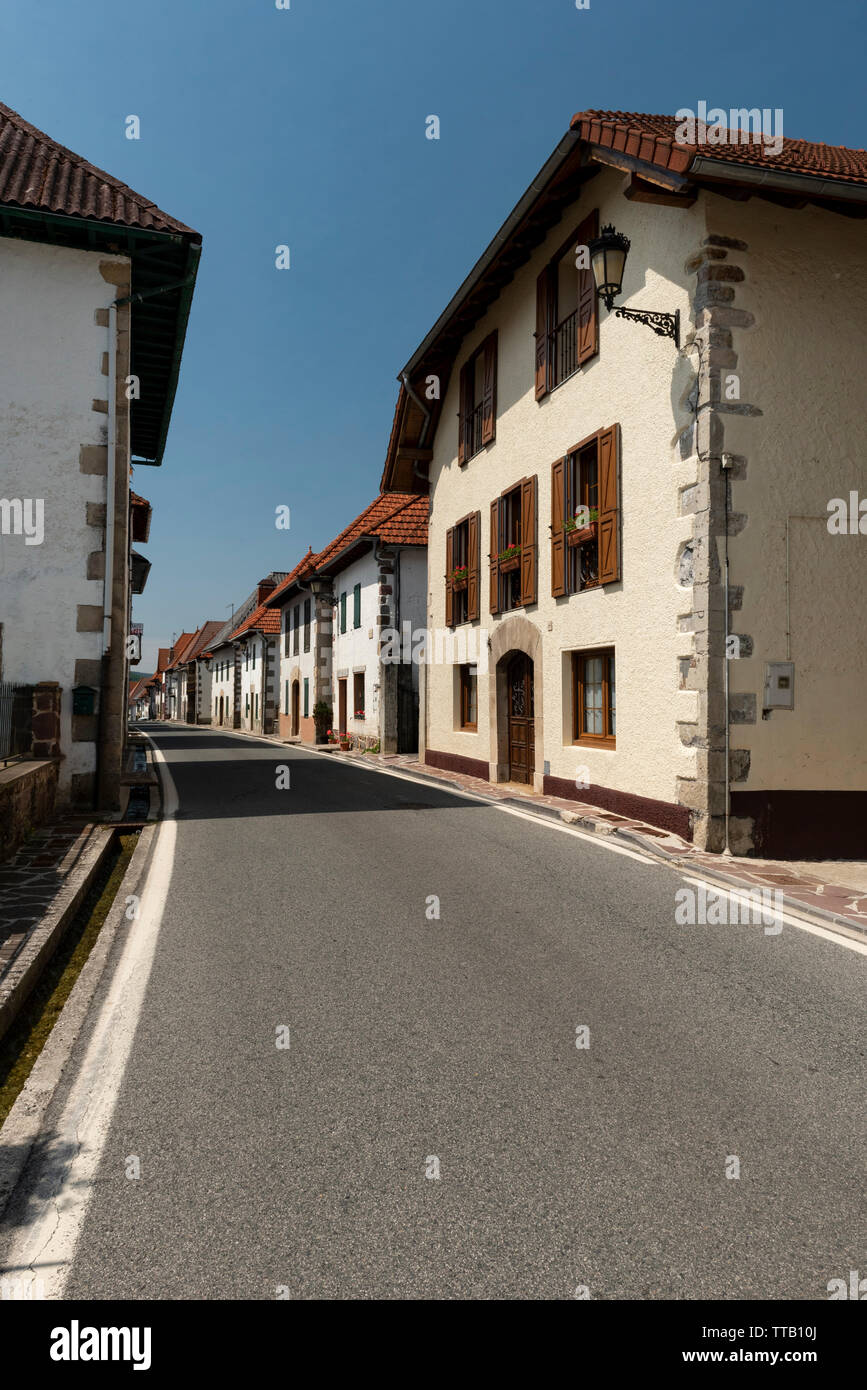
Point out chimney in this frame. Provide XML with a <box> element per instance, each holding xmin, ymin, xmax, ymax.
<box><xmin>257</xmin><ymin>577</ymin><xmax>277</xmax><ymax>605</ymax></box>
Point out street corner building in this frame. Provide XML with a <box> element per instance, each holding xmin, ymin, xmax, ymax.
<box><xmin>381</xmin><ymin>109</ymin><xmax>867</xmax><ymax>857</ymax></box>
<box><xmin>0</xmin><ymin>99</ymin><xmax>201</xmax><ymax>832</ymax></box>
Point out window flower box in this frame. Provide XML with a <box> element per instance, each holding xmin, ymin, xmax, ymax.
<box><xmin>498</xmin><ymin>546</ymin><xmax>521</xmax><ymax>573</ymax></box>
<box><xmin>450</xmin><ymin>566</ymin><xmax>469</xmax><ymax>591</ymax></box>
<box><xmin>567</xmin><ymin>519</ymin><xmax>598</xmax><ymax>548</ymax></box>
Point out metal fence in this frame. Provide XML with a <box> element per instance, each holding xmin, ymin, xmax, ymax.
<box><xmin>0</xmin><ymin>681</ymin><xmax>32</xmax><ymax>764</ymax></box>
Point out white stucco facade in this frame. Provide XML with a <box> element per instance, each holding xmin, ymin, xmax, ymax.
<box><xmin>0</xmin><ymin>237</ymin><xmax>131</xmax><ymax>801</ymax></box>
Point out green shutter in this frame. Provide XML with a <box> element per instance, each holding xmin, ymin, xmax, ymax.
<box><xmin>340</xmin><ymin>592</ymin><xmax>347</xmax><ymax>633</ymax></box>
<box><xmin>353</xmin><ymin>583</ymin><xmax>361</xmax><ymax>628</ymax></box>
<box><xmin>303</xmin><ymin>678</ymin><xmax>309</xmax><ymax>717</ymax></box>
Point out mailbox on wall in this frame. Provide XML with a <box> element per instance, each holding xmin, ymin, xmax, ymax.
<box><xmin>72</xmin><ymin>685</ymin><xmax>97</xmax><ymax>716</ymax></box>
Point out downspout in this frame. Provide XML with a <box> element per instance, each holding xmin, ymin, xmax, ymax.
<box><xmin>721</xmin><ymin>454</ymin><xmax>733</xmax><ymax>856</ymax></box>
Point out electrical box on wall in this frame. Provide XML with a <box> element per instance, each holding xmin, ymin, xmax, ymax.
<box><xmin>763</xmin><ymin>662</ymin><xmax>795</xmax><ymax>710</ymax></box>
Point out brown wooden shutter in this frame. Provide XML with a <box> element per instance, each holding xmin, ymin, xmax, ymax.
<box><xmin>489</xmin><ymin>498</ymin><xmax>500</xmax><ymax>615</ymax></box>
<box><xmin>457</xmin><ymin>364</ymin><xmax>468</xmax><ymax>465</ymax></box>
<box><xmin>445</xmin><ymin>527</ymin><xmax>454</xmax><ymax>627</ymax></box>
<box><xmin>520</xmin><ymin>475</ymin><xmax>537</xmax><ymax>607</ymax></box>
<box><xmin>598</xmin><ymin>425</ymin><xmax>620</xmax><ymax>584</ymax></box>
<box><xmin>481</xmin><ymin>333</ymin><xmax>497</xmax><ymax>445</ymax></box>
<box><xmin>535</xmin><ymin>268</ymin><xmax>551</xmax><ymax>400</ymax></box>
<box><xmin>577</xmin><ymin>209</ymin><xmax>599</xmax><ymax>366</ymax></box>
<box><xmin>467</xmin><ymin>510</ymin><xmax>480</xmax><ymax>622</ymax></box>
<box><xmin>550</xmin><ymin>456</ymin><xmax>567</xmax><ymax>598</ymax></box>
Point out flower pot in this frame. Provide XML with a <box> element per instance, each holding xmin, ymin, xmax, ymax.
<box><xmin>567</xmin><ymin>520</ymin><xmax>598</xmax><ymax>548</ymax></box>
<box><xmin>452</xmin><ymin>575</ymin><xmax>468</xmax><ymax>591</ymax></box>
<box><xmin>499</xmin><ymin>551</ymin><xmax>521</xmax><ymax>574</ymax></box>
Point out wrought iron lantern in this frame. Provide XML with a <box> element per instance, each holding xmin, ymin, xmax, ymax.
<box><xmin>588</xmin><ymin>224</ymin><xmax>679</xmax><ymax>346</ymax></box>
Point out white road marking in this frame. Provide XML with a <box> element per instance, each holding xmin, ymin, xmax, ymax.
<box><xmin>680</xmin><ymin>874</ymin><xmax>867</xmax><ymax>956</ymax></box>
<box><xmin>1</xmin><ymin>739</ymin><xmax>179</xmax><ymax>1299</ymax></box>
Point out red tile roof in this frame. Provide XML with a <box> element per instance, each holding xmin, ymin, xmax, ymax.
<box><xmin>0</xmin><ymin>101</ymin><xmax>200</xmax><ymax>233</ymax></box>
<box><xmin>155</xmin><ymin>647</ymin><xmax>171</xmax><ymax>674</ymax></box>
<box><xmin>570</xmin><ymin>109</ymin><xmax>867</xmax><ymax>186</ymax></box>
<box><xmin>227</xmin><ymin>602</ymin><xmax>282</xmax><ymax>640</ymax></box>
<box><xmin>264</xmin><ymin>548</ymin><xmax>320</xmax><ymax>607</ymax></box>
<box><xmin>315</xmin><ymin>493</ymin><xmax>428</xmax><ymax>574</ymax></box>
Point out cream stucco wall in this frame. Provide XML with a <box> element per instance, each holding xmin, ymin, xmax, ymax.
<box><xmin>703</xmin><ymin>194</ymin><xmax>867</xmax><ymax>793</ymax></box>
<box><xmin>0</xmin><ymin>237</ymin><xmax>130</xmax><ymax>798</ymax></box>
<box><xmin>425</xmin><ymin>168</ymin><xmax>701</xmax><ymax>806</ymax></box>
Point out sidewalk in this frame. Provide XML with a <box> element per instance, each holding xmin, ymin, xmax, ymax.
<box><xmin>152</xmin><ymin>721</ymin><xmax>867</xmax><ymax>941</ymax></box>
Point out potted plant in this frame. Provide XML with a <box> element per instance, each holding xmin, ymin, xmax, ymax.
<box><xmin>565</xmin><ymin>507</ymin><xmax>599</xmax><ymax>547</ymax></box>
<box><xmin>451</xmin><ymin>564</ymin><xmax>469</xmax><ymax>591</ymax></box>
<box><xmin>354</xmin><ymin>709</ymin><xmax>365</xmax><ymax>720</ymax></box>
<box><xmin>313</xmin><ymin>701</ymin><xmax>332</xmax><ymax>744</ymax></box>
<box><xmin>339</xmin><ymin>731</ymin><xmax>352</xmax><ymax>751</ymax></box>
<box><xmin>498</xmin><ymin>544</ymin><xmax>522</xmax><ymax>573</ymax></box>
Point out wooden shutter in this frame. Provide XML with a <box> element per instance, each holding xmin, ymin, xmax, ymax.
<box><xmin>457</xmin><ymin>363</ymin><xmax>468</xmax><ymax>465</ymax></box>
<box><xmin>489</xmin><ymin>499</ymin><xmax>500</xmax><ymax>615</ymax></box>
<box><xmin>598</xmin><ymin>424</ymin><xmax>620</xmax><ymax>584</ymax></box>
<box><xmin>481</xmin><ymin>333</ymin><xmax>497</xmax><ymax>445</ymax></box>
<box><xmin>467</xmin><ymin>511</ymin><xmax>480</xmax><ymax>622</ymax></box>
<box><xmin>550</xmin><ymin>456</ymin><xmax>567</xmax><ymax>598</ymax></box>
<box><xmin>445</xmin><ymin>527</ymin><xmax>454</xmax><ymax>627</ymax></box>
<box><xmin>520</xmin><ymin>475</ymin><xmax>537</xmax><ymax>607</ymax></box>
<box><xmin>577</xmin><ymin>209</ymin><xmax>599</xmax><ymax>366</ymax></box>
<box><xmin>535</xmin><ymin>268</ymin><xmax>551</xmax><ymax>399</ymax></box>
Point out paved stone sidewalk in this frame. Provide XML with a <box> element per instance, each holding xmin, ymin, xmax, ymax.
<box><xmin>0</xmin><ymin>822</ymin><xmax>95</xmax><ymax>979</ymax></box>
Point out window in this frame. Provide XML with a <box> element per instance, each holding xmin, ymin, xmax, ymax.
<box><xmin>458</xmin><ymin>332</ymin><xmax>497</xmax><ymax>464</ymax></box>
<box><xmin>252</xmin><ymin>644</ymin><xmax>256</xmax><ymax>670</ymax></box>
<box><xmin>490</xmin><ymin>477</ymin><xmax>537</xmax><ymax>615</ymax></box>
<box><xmin>551</xmin><ymin>425</ymin><xmax>620</xmax><ymax>597</ymax></box>
<box><xmin>283</xmin><ymin>611</ymin><xmax>291</xmax><ymax>658</ymax></box>
<box><xmin>459</xmin><ymin>664</ymin><xmax>478</xmax><ymax>730</ymax></box>
<box><xmin>573</xmin><ymin>649</ymin><xmax>616</xmax><ymax>746</ymax></box>
<box><xmin>445</xmin><ymin>513</ymin><xmax>480</xmax><ymax>628</ymax></box>
<box><xmin>353</xmin><ymin>583</ymin><xmax>361</xmax><ymax>629</ymax></box>
<box><xmin>292</xmin><ymin>605</ymin><xmax>300</xmax><ymax>656</ymax></box>
<box><xmin>284</xmin><ymin>680</ymin><xmax>289</xmax><ymax>716</ymax></box>
<box><xmin>303</xmin><ymin>599</ymin><xmax>311</xmax><ymax>652</ymax></box>
<box><xmin>255</xmin><ymin>693</ymin><xmax>259</xmax><ymax>721</ymax></box>
<box><xmin>535</xmin><ymin>209</ymin><xmax>598</xmax><ymax>399</ymax></box>
<box><xmin>303</xmin><ymin>677</ymin><xmax>309</xmax><ymax>718</ymax></box>
<box><xmin>353</xmin><ymin>672</ymin><xmax>365</xmax><ymax>718</ymax></box>
<box><xmin>340</xmin><ymin>592</ymin><xmax>347</xmax><ymax>634</ymax></box>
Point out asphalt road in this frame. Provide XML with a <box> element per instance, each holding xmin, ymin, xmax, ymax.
<box><xmin>5</xmin><ymin>727</ymin><xmax>867</xmax><ymax>1299</ymax></box>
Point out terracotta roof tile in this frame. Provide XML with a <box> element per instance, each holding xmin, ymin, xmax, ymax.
<box><xmin>0</xmin><ymin>101</ymin><xmax>200</xmax><ymax>234</ymax></box>
<box><xmin>227</xmin><ymin>602</ymin><xmax>283</xmax><ymax>640</ymax></box>
<box><xmin>315</xmin><ymin>493</ymin><xmax>428</xmax><ymax>573</ymax></box>
<box><xmin>570</xmin><ymin>109</ymin><xmax>867</xmax><ymax>186</ymax></box>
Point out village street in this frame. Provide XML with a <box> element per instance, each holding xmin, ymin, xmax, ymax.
<box><xmin>1</xmin><ymin>726</ymin><xmax>863</xmax><ymax>1301</ymax></box>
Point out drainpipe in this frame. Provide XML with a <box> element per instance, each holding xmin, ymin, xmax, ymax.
<box><xmin>721</xmin><ymin>454</ymin><xmax>733</xmax><ymax>857</ymax></box>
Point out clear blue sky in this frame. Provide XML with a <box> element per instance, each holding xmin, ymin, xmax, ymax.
<box><xmin>3</xmin><ymin>0</ymin><xmax>864</xmax><ymax>669</ymax></box>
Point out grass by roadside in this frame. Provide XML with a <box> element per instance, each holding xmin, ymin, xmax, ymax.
<box><xmin>0</xmin><ymin>831</ymin><xmax>139</xmax><ymax>1128</ymax></box>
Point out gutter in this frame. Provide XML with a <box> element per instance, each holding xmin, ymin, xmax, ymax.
<box><xmin>689</xmin><ymin>156</ymin><xmax>867</xmax><ymax>204</ymax></box>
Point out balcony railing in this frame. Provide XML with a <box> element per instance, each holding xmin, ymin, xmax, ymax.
<box><xmin>0</xmin><ymin>681</ymin><xmax>32</xmax><ymax>765</ymax></box>
<box><xmin>461</xmin><ymin>401</ymin><xmax>486</xmax><ymax>460</ymax></box>
<box><xmin>551</xmin><ymin>308</ymin><xmax>578</xmax><ymax>387</ymax></box>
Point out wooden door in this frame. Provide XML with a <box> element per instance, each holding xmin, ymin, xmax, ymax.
<box><xmin>507</xmin><ymin>654</ymin><xmax>535</xmax><ymax>784</ymax></box>
<box><xmin>338</xmin><ymin>678</ymin><xmax>347</xmax><ymax>734</ymax></box>
<box><xmin>291</xmin><ymin>680</ymin><xmax>300</xmax><ymax>736</ymax></box>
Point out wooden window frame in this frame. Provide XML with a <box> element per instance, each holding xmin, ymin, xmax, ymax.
<box><xmin>459</xmin><ymin>663</ymin><xmax>478</xmax><ymax>731</ymax></box>
<box><xmin>293</xmin><ymin>605</ymin><xmax>300</xmax><ymax>656</ymax></box>
<box><xmin>572</xmin><ymin>647</ymin><xmax>616</xmax><ymax>748</ymax></box>
<box><xmin>303</xmin><ymin>677</ymin><xmax>309</xmax><ymax>719</ymax></box>
<box><xmin>303</xmin><ymin>598</ymin><xmax>311</xmax><ymax>652</ymax></box>
<box><xmin>490</xmin><ymin>476</ymin><xmax>537</xmax><ymax>614</ymax></box>
<box><xmin>458</xmin><ymin>331</ymin><xmax>497</xmax><ymax>465</ymax></box>
<box><xmin>353</xmin><ymin>671</ymin><xmax>365</xmax><ymax>718</ymax></box>
<box><xmin>446</xmin><ymin>510</ymin><xmax>481</xmax><ymax>629</ymax></box>
<box><xmin>535</xmin><ymin>209</ymin><xmax>599</xmax><ymax>400</ymax></box>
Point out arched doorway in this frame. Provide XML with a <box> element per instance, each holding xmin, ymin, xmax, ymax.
<box><xmin>506</xmin><ymin>653</ymin><xmax>534</xmax><ymax>784</ymax></box>
<box><xmin>291</xmin><ymin>680</ymin><xmax>300</xmax><ymax>737</ymax></box>
<box><xmin>218</xmin><ymin>694</ymin><xmax>224</xmax><ymax>725</ymax></box>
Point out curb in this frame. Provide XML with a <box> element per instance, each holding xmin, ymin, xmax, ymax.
<box><xmin>0</xmin><ymin>826</ymin><xmax>115</xmax><ymax>1046</ymax></box>
<box><xmin>0</xmin><ymin>820</ymin><xmax>159</xmax><ymax>1221</ymax></box>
